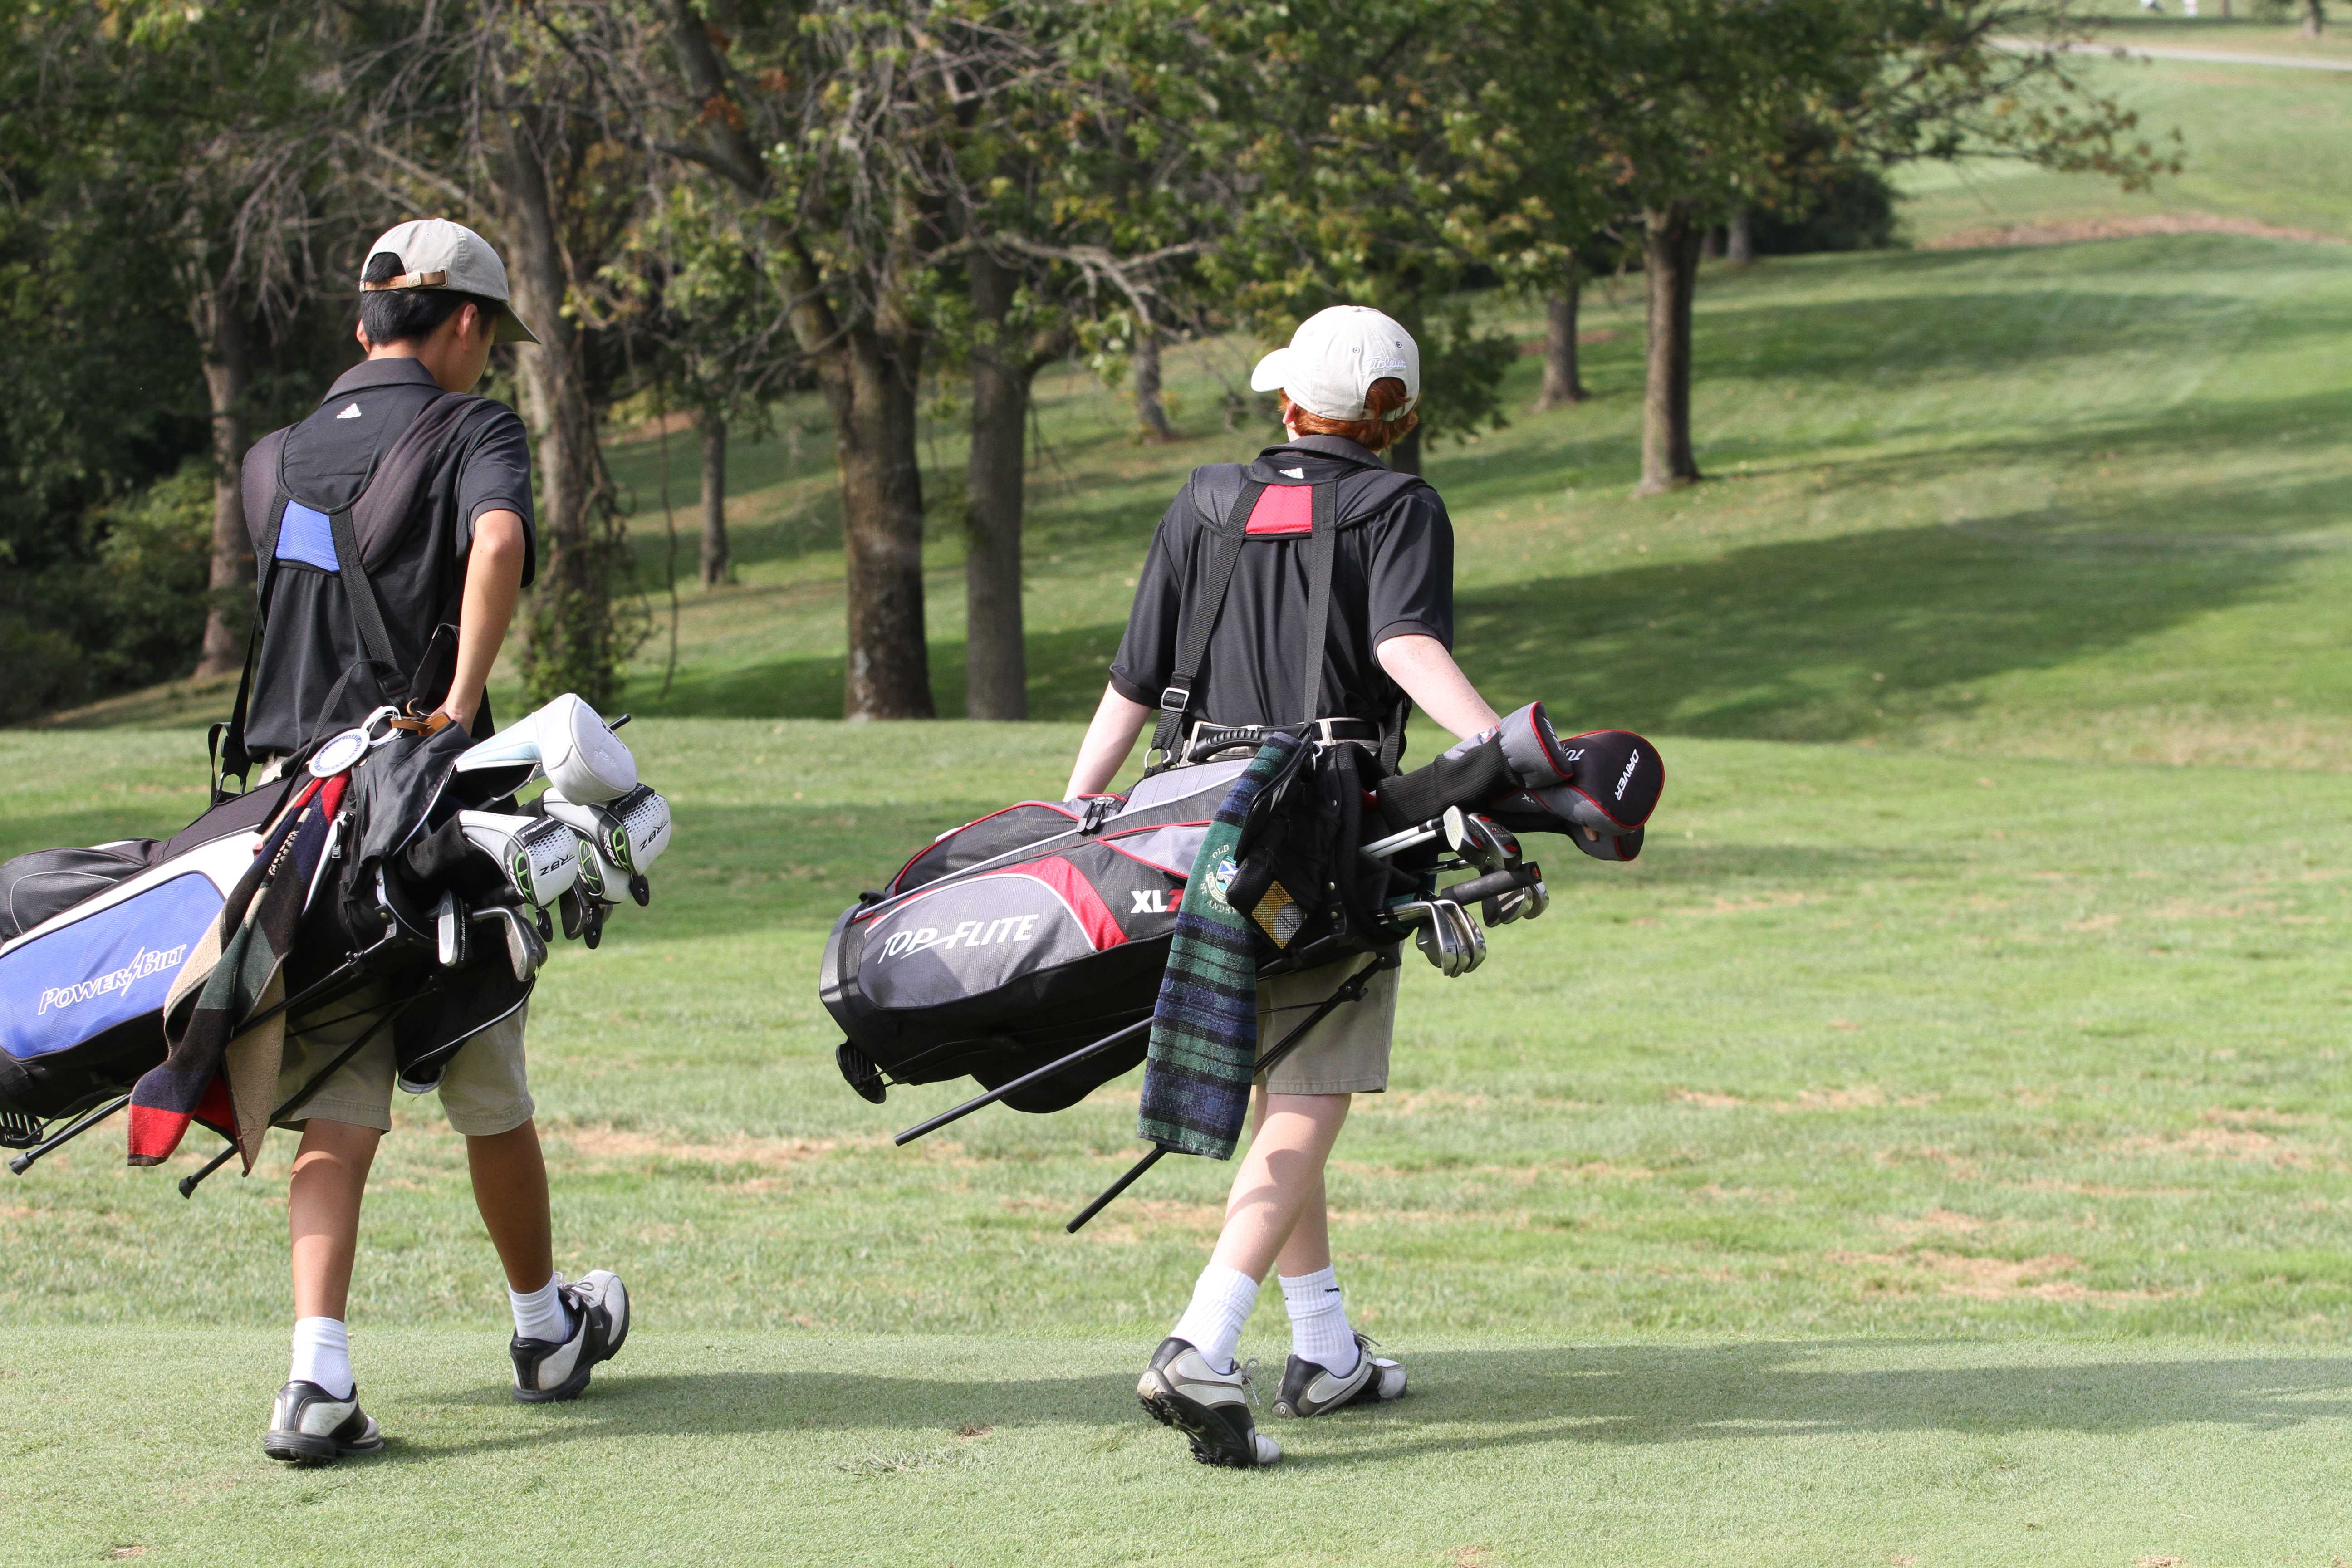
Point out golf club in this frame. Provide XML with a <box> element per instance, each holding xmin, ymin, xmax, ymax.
<box><xmin>469</xmin><ymin>903</ymin><xmax>549</xmax><ymax>983</ymax></box>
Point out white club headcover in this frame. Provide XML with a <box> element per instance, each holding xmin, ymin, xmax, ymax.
<box><xmin>458</xmin><ymin>810</ymin><xmax>583</xmax><ymax>907</ymax></box>
<box><xmin>452</xmin><ymin>693</ymin><xmax>637</xmax><ymax>804</ymax></box>
<box><xmin>543</xmin><ymin>785</ymin><xmax>671</xmax><ymax>877</ymax></box>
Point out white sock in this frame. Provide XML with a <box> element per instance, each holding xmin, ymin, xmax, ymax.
<box><xmin>510</xmin><ymin>1272</ymin><xmax>574</xmax><ymax>1344</ymax></box>
<box><xmin>1168</xmin><ymin>1263</ymin><xmax>1259</xmax><ymax>1372</ymax></box>
<box><xmin>1280</xmin><ymin>1265</ymin><xmax>1359</xmax><ymax>1376</ymax></box>
<box><xmin>289</xmin><ymin>1317</ymin><xmax>353</xmax><ymax>1400</ymax></box>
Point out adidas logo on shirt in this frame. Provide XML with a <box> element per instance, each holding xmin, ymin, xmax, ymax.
<box><xmin>335</xmin><ymin>403</ymin><xmax>362</xmax><ymax>420</ymax></box>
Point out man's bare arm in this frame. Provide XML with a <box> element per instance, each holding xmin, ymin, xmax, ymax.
<box><xmin>437</xmin><ymin>510</ymin><xmax>527</xmax><ymax>732</ymax></box>
<box><xmin>1065</xmin><ymin>684</ymin><xmax>1153</xmax><ymax>799</ymax></box>
<box><xmin>1376</xmin><ymin>633</ymin><xmax>1501</xmax><ymax>741</ymax></box>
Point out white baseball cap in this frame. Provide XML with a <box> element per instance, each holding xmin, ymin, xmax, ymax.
<box><xmin>1248</xmin><ymin>305</ymin><xmax>1420</xmax><ymax>422</ymax></box>
<box><xmin>358</xmin><ymin>218</ymin><xmax>540</xmax><ymax>345</ymax></box>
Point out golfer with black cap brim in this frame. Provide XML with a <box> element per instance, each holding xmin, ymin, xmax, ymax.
<box><xmin>231</xmin><ymin>220</ymin><xmax>628</xmax><ymax>1465</ymax></box>
<box><xmin>1064</xmin><ymin>306</ymin><xmax>1505</xmax><ymax>1468</ymax></box>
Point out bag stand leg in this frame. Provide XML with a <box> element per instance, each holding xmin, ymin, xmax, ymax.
<box><xmin>6</xmin><ymin>1094</ymin><xmax>131</xmax><ymax>1176</ymax></box>
<box><xmin>893</xmin><ymin>1017</ymin><xmax>1153</xmax><ymax>1147</ymax></box>
<box><xmin>178</xmin><ymin>992</ymin><xmax>421</xmax><ymax>1200</ymax></box>
<box><xmin>1063</xmin><ymin>952</ymin><xmax>1394</xmax><ymax>1234</ymax></box>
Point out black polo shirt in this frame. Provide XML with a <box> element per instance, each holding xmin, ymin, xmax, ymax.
<box><xmin>1109</xmin><ymin>434</ymin><xmax>1454</xmax><ymax>740</ymax></box>
<box><xmin>238</xmin><ymin>358</ymin><xmax>535</xmax><ymax>755</ymax></box>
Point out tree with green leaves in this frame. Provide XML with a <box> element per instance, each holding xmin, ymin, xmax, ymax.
<box><xmin>1545</xmin><ymin>0</ymin><xmax>2180</xmax><ymax>495</ymax></box>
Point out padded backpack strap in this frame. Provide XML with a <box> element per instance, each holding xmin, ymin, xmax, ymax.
<box><xmin>1298</xmin><ymin>481</ymin><xmax>1338</xmax><ymax>724</ymax></box>
<box><xmin>1144</xmin><ymin>479</ymin><xmax>1264</xmax><ymax>774</ymax></box>
<box><xmin>326</xmin><ymin>505</ymin><xmax>400</xmax><ymax>673</ymax></box>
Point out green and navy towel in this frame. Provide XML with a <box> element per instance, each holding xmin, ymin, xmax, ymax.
<box><xmin>1137</xmin><ymin>735</ymin><xmax>1298</xmax><ymax>1159</ymax></box>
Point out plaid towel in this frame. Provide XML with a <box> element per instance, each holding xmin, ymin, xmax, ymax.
<box><xmin>127</xmin><ymin>773</ymin><xmax>345</xmax><ymax>1168</ymax></box>
<box><xmin>1137</xmin><ymin>735</ymin><xmax>1298</xmax><ymax>1159</ymax></box>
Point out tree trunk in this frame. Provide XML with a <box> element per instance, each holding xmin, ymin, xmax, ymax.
<box><xmin>193</xmin><ymin>288</ymin><xmax>251</xmax><ymax>678</ymax></box>
<box><xmin>1532</xmin><ymin>268</ymin><xmax>1588</xmax><ymax>411</ymax></box>
<box><xmin>965</xmin><ymin>252</ymin><xmax>1029</xmax><ymax>720</ymax></box>
<box><xmin>1703</xmin><ymin>224</ymin><xmax>1725</xmax><ymax>260</ymax></box>
<box><xmin>661</xmin><ymin>0</ymin><xmax>930</xmax><ymax>719</ymax></box>
<box><xmin>833</xmin><ymin>318</ymin><xmax>934</xmax><ymax>720</ymax></box>
<box><xmin>2303</xmin><ymin>0</ymin><xmax>2323</xmax><ymax>34</ymax></box>
<box><xmin>1727</xmin><ymin>209</ymin><xmax>1755</xmax><ymax>266</ymax></box>
<box><xmin>1636</xmin><ymin>206</ymin><xmax>1704</xmax><ymax>496</ymax></box>
<box><xmin>1133</xmin><ymin>323</ymin><xmax>1174</xmax><ymax>442</ymax></box>
<box><xmin>494</xmin><ymin>110</ymin><xmax>613</xmax><ymax>707</ymax></box>
<box><xmin>698</xmin><ymin>408</ymin><xmax>728</xmax><ymax>588</ymax></box>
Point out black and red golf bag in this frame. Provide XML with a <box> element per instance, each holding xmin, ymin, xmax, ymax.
<box><xmin>821</xmin><ymin>757</ymin><xmax>1254</xmax><ymax>1113</ymax></box>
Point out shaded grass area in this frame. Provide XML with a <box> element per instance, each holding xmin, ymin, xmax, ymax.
<box><xmin>6</xmin><ymin>1329</ymin><xmax>2350</xmax><ymax>1567</ymax></box>
<box><xmin>540</xmin><ymin>235</ymin><xmax>2352</xmax><ymax>776</ymax></box>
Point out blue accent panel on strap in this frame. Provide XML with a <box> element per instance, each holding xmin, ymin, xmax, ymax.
<box><xmin>275</xmin><ymin>500</ymin><xmax>340</xmax><ymax>572</ymax></box>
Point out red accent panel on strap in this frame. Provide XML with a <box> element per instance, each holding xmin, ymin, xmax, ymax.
<box><xmin>985</xmin><ymin>855</ymin><xmax>1127</xmax><ymax>950</ymax></box>
<box><xmin>1244</xmin><ymin>485</ymin><xmax>1313</xmax><ymax>536</ymax></box>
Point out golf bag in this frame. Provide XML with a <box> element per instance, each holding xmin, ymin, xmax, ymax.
<box><xmin>822</xmin><ymin>756</ymin><xmax>1254</xmax><ymax>1113</ymax></box>
<box><xmin>1</xmin><ymin>695</ymin><xmax>671</xmax><ymax>1181</ymax></box>
<box><xmin>825</xmin><ymin>702</ymin><xmax>1665</xmax><ymax>1141</ymax></box>
<box><xmin>0</xmin><ymin>780</ymin><xmax>298</xmax><ymax>1129</ymax></box>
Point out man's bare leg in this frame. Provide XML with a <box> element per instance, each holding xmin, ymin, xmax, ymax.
<box><xmin>1209</xmin><ymin>1089</ymin><xmax>1349</xmax><ymax>1283</ymax></box>
<box><xmin>466</xmin><ymin>1119</ymin><xmax>554</xmax><ymax>1292</ymax></box>
<box><xmin>290</xmin><ymin>1119</ymin><xmax>381</xmax><ymax>1321</ymax></box>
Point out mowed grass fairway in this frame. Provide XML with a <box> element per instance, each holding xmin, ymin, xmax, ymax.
<box><xmin>16</xmin><ymin>64</ymin><xmax>2352</xmax><ymax>1564</ymax></box>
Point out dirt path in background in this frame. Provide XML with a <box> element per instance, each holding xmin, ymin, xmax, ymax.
<box><xmin>1927</xmin><ymin>212</ymin><xmax>2348</xmax><ymax>251</ymax></box>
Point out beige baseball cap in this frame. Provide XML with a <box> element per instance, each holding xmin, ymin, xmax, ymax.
<box><xmin>1248</xmin><ymin>305</ymin><xmax>1420</xmax><ymax>422</ymax></box>
<box><xmin>358</xmin><ymin>218</ymin><xmax>540</xmax><ymax>345</ymax></box>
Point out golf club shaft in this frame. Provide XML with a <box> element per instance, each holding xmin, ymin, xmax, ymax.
<box><xmin>1064</xmin><ymin>1144</ymin><xmax>1167</xmax><ymax>1234</ymax></box>
<box><xmin>893</xmin><ymin>1017</ymin><xmax>1153</xmax><ymax>1146</ymax></box>
<box><xmin>7</xmin><ymin>1093</ymin><xmax>129</xmax><ymax>1176</ymax></box>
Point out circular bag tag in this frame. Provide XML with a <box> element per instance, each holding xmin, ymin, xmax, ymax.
<box><xmin>309</xmin><ymin>727</ymin><xmax>370</xmax><ymax>778</ymax></box>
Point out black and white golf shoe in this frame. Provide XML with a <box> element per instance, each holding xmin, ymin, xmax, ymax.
<box><xmin>1136</xmin><ymin>1338</ymin><xmax>1281</xmax><ymax>1469</ymax></box>
<box><xmin>262</xmin><ymin>1380</ymin><xmax>383</xmax><ymax>1465</ymax></box>
<box><xmin>510</xmin><ymin>1269</ymin><xmax>630</xmax><ymax>1404</ymax></box>
<box><xmin>1272</xmin><ymin>1333</ymin><xmax>1406</xmax><ymax>1418</ymax></box>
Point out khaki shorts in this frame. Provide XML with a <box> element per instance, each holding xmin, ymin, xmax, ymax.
<box><xmin>272</xmin><ymin>980</ymin><xmax>534</xmax><ymax>1137</ymax></box>
<box><xmin>1255</xmin><ymin>960</ymin><xmax>1397</xmax><ymax>1096</ymax></box>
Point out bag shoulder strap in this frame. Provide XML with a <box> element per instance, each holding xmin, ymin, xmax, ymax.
<box><xmin>1144</xmin><ymin>478</ymin><xmax>1264</xmax><ymax>773</ymax></box>
<box><xmin>211</xmin><ymin>473</ymin><xmax>295</xmax><ymax>802</ymax></box>
<box><xmin>1298</xmin><ymin>480</ymin><xmax>1338</xmax><ymax>725</ymax></box>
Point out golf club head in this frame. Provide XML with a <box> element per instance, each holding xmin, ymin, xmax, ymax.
<box><xmin>434</xmin><ymin>889</ymin><xmax>468</xmax><ymax>969</ymax></box>
<box><xmin>1444</xmin><ymin>807</ymin><xmax>1518</xmax><ymax>874</ymax></box>
<box><xmin>458</xmin><ymin>810</ymin><xmax>584</xmax><ymax>908</ymax></box>
<box><xmin>1485</xmin><ymin>875</ymin><xmax>1549</xmax><ymax>927</ymax></box>
<box><xmin>469</xmin><ymin>904</ymin><xmax>549</xmax><ymax>983</ymax></box>
<box><xmin>1405</xmin><ymin>898</ymin><xmax>1476</xmax><ymax>976</ymax></box>
<box><xmin>1451</xmin><ymin>902</ymin><xmax>1487</xmax><ymax>972</ymax></box>
<box><xmin>544</xmin><ymin>784</ymin><xmax>671</xmax><ymax>877</ymax></box>
<box><xmin>452</xmin><ymin>693</ymin><xmax>637</xmax><ymax>804</ymax></box>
